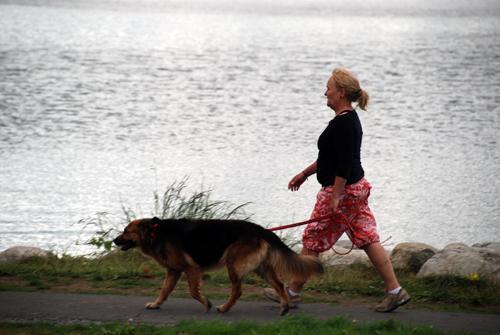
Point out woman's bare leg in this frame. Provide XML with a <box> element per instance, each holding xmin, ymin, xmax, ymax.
<box><xmin>363</xmin><ymin>242</ymin><xmax>400</xmax><ymax>291</ymax></box>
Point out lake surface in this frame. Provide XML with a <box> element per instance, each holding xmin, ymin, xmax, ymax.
<box><xmin>1</xmin><ymin>0</ymin><xmax>499</xmax><ymax>254</ymax></box>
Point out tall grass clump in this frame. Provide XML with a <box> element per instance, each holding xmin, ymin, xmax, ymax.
<box><xmin>77</xmin><ymin>179</ymin><xmax>251</xmax><ymax>255</ymax></box>
<box><xmin>151</xmin><ymin>179</ymin><xmax>251</xmax><ymax>221</ymax></box>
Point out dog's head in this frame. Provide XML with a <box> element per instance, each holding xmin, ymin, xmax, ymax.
<box><xmin>113</xmin><ymin>217</ymin><xmax>162</xmax><ymax>251</ymax></box>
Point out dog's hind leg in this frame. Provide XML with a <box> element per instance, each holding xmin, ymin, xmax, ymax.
<box><xmin>146</xmin><ymin>269</ymin><xmax>181</xmax><ymax>309</ymax></box>
<box><xmin>255</xmin><ymin>265</ymin><xmax>290</xmax><ymax>316</ymax></box>
<box><xmin>185</xmin><ymin>269</ymin><xmax>212</xmax><ymax>312</ymax></box>
<box><xmin>216</xmin><ymin>241</ymin><xmax>268</xmax><ymax>313</ymax></box>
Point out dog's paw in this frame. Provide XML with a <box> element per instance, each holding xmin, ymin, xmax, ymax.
<box><xmin>216</xmin><ymin>304</ymin><xmax>229</xmax><ymax>313</ymax></box>
<box><xmin>145</xmin><ymin>302</ymin><xmax>161</xmax><ymax>309</ymax></box>
<box><xmin>280</xmin><ymin>305</ymin><xmax>290</xmax><ymax>316</ymax></box>
<box><xmin>205</xmin><ymin>300</ymin><xmax>213</xmax><ymax>312</ymax></box>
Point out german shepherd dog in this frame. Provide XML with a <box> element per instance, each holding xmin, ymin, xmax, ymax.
<box><xmin>113</xmin><ymin>217</ymin><xmax>323</xmax><ymax>315</ymax></box>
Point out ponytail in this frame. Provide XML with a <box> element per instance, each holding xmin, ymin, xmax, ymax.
<box><xmin>357</xmin><ymin>89</ymin><xmax>369</xmax><ymax>111</ymax></box>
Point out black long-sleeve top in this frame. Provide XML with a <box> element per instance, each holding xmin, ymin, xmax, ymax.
<box><xmin>316</xmin><ymin>110</ymin><xmax>365</xmax><ymax>187</ymax></box>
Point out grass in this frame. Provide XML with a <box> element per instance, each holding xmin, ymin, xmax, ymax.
<box><xmin>0</xmin><ymin>315</ymin><xmax>474</xmax><ymax>335</ymax></box>
<box><xmin>149</xmin><ymin>179</ymin><xmax>251</xmax><ymax>221</ymax></box>
<box><xmin>1</xmin><ymin>251</ymin><xmax>499</xmax><ymax>313</ymax></box>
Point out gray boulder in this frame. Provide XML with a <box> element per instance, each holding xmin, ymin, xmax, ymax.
<box><xmin>0</xmin><ymin>246</ymin><xmax>51</xmax><ymax>262</ymax></box>
<box><xmin>390</xmin><ymin>242</ymin><xmax>438</xmax><ymax>273</ymax></box>
<box><xmin>335</xmin><ymin>239</ymin><xmax>359</xmax><ymax>250</ymax></box>
<box><xmin>417</xmin><ymin>243</ymin><xmax>500</xmax><ymax>282</ymax></box>
<box><xmin>320</xmin><ymin>247</ymin><xmax>371</xmax><ymax>266</ymax></box>
<box><xmin>472</xmin><ymin>242</ymin><xmax>500</xmax><ymax>253</ymax></box>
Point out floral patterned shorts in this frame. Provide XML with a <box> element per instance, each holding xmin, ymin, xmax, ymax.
<box><xmin>302</xmin><ymin>178</ymin><xmax>380</xmax><ymax>252</ymax></box>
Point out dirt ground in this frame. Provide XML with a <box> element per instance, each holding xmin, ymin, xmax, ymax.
<box><xmin>1</xmin><ymin>291</ymin><xmax>500</xmax><ymax>335</ymax></box>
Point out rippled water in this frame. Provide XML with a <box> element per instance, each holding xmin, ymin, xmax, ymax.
<box><xmin>1</xmin><ymin>0</ymin><xmax>499</xmax><ymax>254</ymax></box>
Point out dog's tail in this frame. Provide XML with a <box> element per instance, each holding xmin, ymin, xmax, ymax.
<box><xmin>263</xmin><ymin>230</ymin><xmax>324</xmax><ymax>280</ymax></box>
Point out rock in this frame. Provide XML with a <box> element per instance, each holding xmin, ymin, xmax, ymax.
<box><xmin>472</xmin><ymin>242</ymin><xmax>500</xmax><ymax>253</ymax></box>
<box><xmin>390</xmin><ymin>242</ymin><xmax>438</xmax><ymax>273</ymax></box>
<box><xmin>417</xmin><ymin>243</ymin><xmax>500</xmax><ymax>282</ymax></box>
<box><xmin>0</xmin><ymin>246</ymin><xmax>51</xmax><ymax>262</ymax></box>
<box><xmin>320</xmin><ymin>247</ymin><xmax>370</xmax><ymax>266</ymax></box>
<box><xmin>335</xmin><ymin>239</ymin><xmax>358</xmax><ymax>249</ymax></box>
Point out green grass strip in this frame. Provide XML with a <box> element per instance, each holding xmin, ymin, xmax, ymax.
<box><xmin>0</xmin><ymin>315</ymin><xmax>473</xmax><ymax>335</ymax></box>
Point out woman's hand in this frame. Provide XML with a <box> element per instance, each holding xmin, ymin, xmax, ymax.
<box><xmin>288</xmin><ymin>171</ymin><xmax>308</xmax><ymax>191</ymax></box>
<box><xmin>329</xmin><ymin>176</ymin><xmax>347</xmax><ymax>213</ymax></box>
<box><xmin>329</xmin><ymin>193</ymin><xmax>342</xmax><ymax>213</ymax></box>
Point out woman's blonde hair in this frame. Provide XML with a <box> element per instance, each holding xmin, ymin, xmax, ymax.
<box><xmin>330</xmin><ymin>68</ymin><xmax>369</xmax><ymax>111</ymax></box>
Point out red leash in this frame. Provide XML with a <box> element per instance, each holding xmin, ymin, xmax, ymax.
<box><xmin>268</xmin><ymin>215</ymin><xmax>393</xmax><ymax>256</ymax></box>
<box><xmin>268</xmin><ymin>214</ymin><xmax>334</xmax><ymax>231</ymax></box>
<box><xmin>268</xmin><ymin>214</ymin><xmax>355</xmax><ymax>255</ymax></box>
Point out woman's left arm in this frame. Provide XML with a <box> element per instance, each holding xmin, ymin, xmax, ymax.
<box><xmin>330</xmin><ymin>176</ymin><xmax>347</xmax><ymax>212</ymax></box>
<box><xmin>330</xmin><ymin>117</ymin><xmax>353</xmax><ymax>212</ymax></box>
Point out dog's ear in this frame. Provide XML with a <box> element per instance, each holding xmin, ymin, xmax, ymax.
<box><xmin>136</xmin><ymin>220</ymin><xmax>152</xmax><ymax>245</ymax></box>
<box><xmin>140</xmin><ymin>217</ymin><xmax>162</xmax><ymax>246</ymax></box>
<box><xmin>143</xmin><ymin>217</ymin><xmax>161</xmax><ymax>232</ymax></box>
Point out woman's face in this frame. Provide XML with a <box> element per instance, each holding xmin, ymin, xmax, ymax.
<box><xmin>324</xmin><ymin>77</ymin><xmax>343</xmax><ymax>111</ymax></box>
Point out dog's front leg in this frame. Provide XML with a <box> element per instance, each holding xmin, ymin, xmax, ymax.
<box><xmin>146</xmin><ymin>269</ymin><xmax>181</xmax><ymax>309</ymax></box>
<box><xmin>216</xmin><ymin>267</ymin><xmax>242</xmax><ymax>313</ymax></box>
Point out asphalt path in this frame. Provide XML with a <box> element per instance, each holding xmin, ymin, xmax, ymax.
<box><xmin>0</xmin><ymin>292</ymin><xmax>499</xmax><ymax>334</ymax></box>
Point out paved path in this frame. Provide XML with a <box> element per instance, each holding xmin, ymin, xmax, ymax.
<box><xmin>1</xmin><ymin>292</ymin><xmax>499</xmax><ymax>334</ymax></box>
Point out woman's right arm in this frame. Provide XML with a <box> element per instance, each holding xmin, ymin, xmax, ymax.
<box><xmin>288</xmin><ymin>161</ymin><xmax>317</xmax><ymax>191</ymax></box>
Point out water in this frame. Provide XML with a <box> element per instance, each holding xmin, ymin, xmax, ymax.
<box><xmin>1</xmin><ymin>0</ymin><xmax>499</xmax><ymax>254</ymax></box>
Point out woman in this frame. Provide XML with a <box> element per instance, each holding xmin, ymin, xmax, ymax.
<box><xmin>264</xmin><ymin>68</ymin><xmax>410</xmax><ymax>312</ymax></box>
